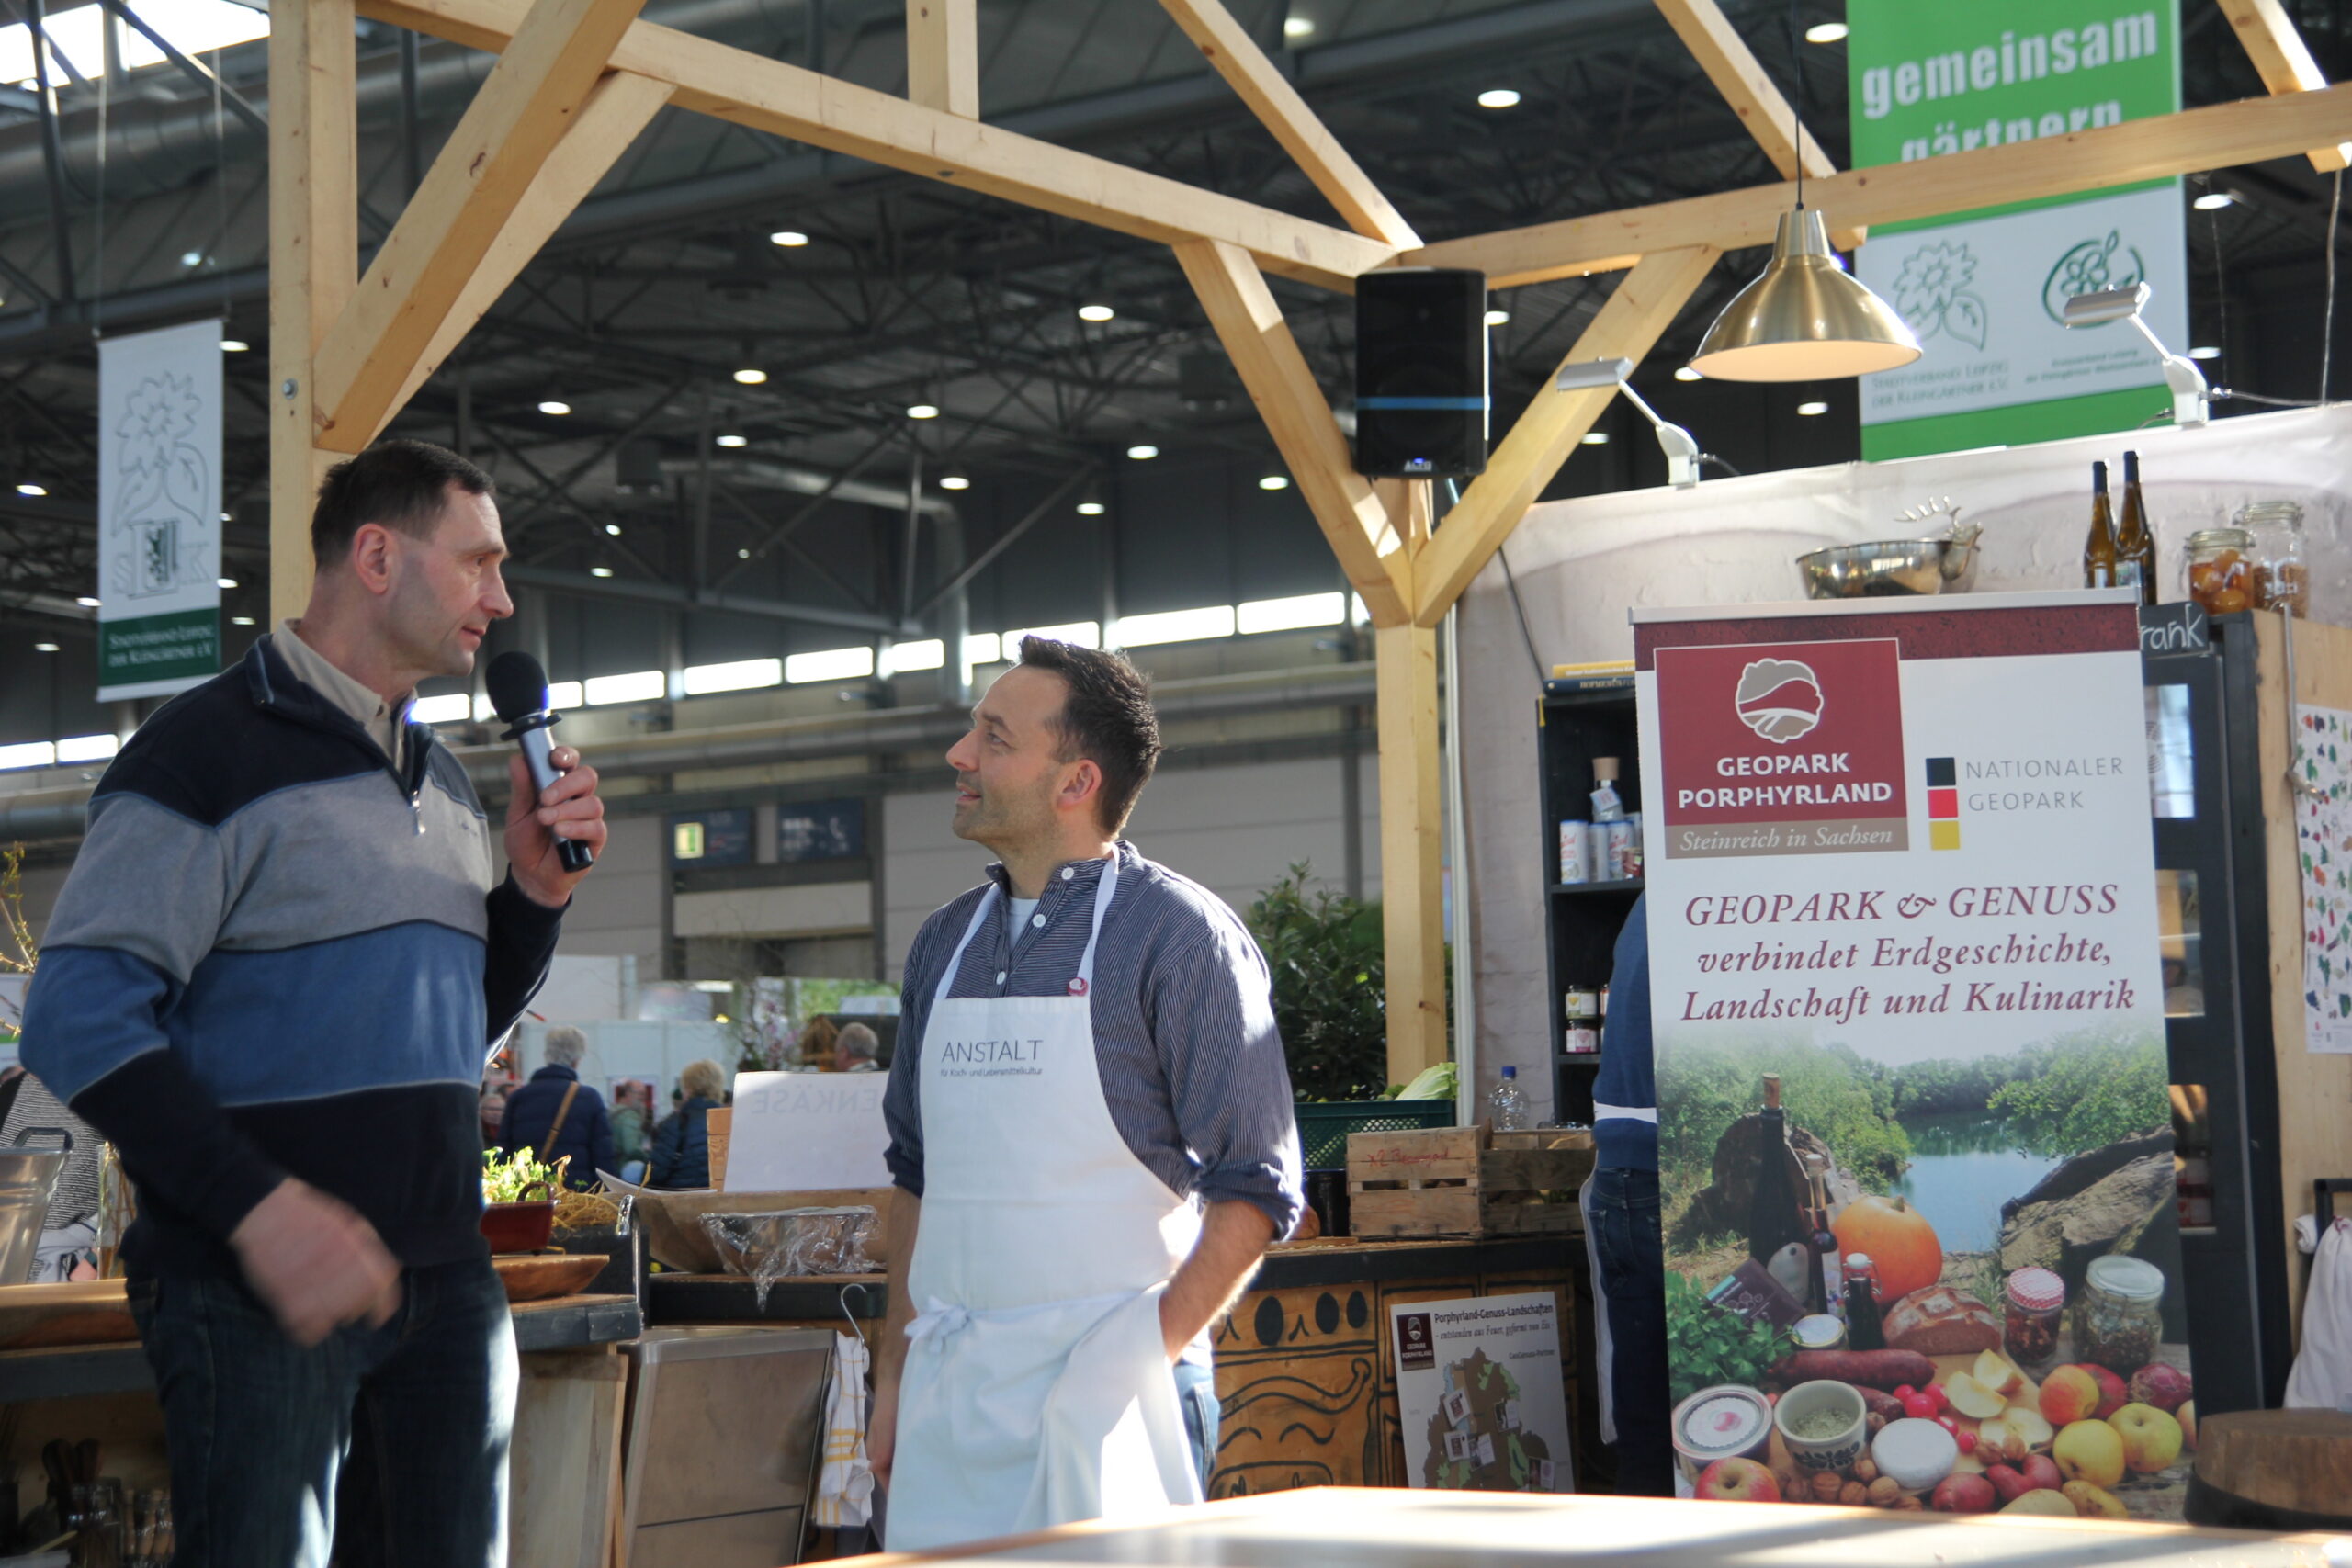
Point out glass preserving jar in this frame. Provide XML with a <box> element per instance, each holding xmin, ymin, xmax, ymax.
<box><xmin>2075</xmin><ymin>1254</ymin><xmax>2165</xmax><ymax>1373</ymax></box>
<box><xmin>2181</xmin><ymin>527</ymin><xmax>2256</xmax><ymax>615</ymax></box>
<box><xmin>2234</xmin><ymin>500</ymin><xmax>2310</xmax><ymax>616</ymax></box>
<box><xmin>2003</xmin><ymin>1266</ymin><xmax>2065</xmax><ymax>1367</ymax></box>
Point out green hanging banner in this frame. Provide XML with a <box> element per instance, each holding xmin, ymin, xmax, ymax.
<box><xmin>1846</xmin><ymin>4</ymin><xmax>2187</xmax><ymax>459</ymax></box>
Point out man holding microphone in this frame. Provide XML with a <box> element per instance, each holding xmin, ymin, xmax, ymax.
<box><xmin>23</xmin><ymin>439</ymin><xmax>605</xmax><ymax>1568</ymax></box>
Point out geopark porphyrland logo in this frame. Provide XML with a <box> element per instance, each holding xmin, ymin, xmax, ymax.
<box><xmin>1733</xmin><ymin>657</ymin><xmax>1825</xmax><ymax>744</ymax></box>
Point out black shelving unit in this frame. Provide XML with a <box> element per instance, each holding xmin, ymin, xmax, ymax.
<box><xmin>1537</xmin><ymin>674</ymin><xmax>1645</xmax><ymax>1124</ymax></box>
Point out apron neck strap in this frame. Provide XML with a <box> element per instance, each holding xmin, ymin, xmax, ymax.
<box><xmin>933</xmin><ymin>854</ymin><xmax>1123</xmax><ymax>1003</ymax></box>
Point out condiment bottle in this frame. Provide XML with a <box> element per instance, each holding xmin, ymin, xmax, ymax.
<box><xmin>2083</xmin><ymin>460</ymin><xmax>2119</xmax><ymax>590</ymax></box>
<box><xmin>1590</xmin><ymin>758</ymin><xmax>1624</xmax><ymax>823</ymax></box>
<box><xmin>1843</xmin><ymin>1251</ymin><xmax>1884</xmax><ymax>1350</ymax></box>
<box><xmin>2182</xmin><ymin>527</ymin><xmax>2255</xmax><ymax>615</ymax></box>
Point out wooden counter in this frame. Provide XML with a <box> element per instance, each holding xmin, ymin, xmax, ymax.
<box><xmin>842</xmin><ymin>1486</ymin><xmax>2336</xmax><ymax>1566</ymax></box>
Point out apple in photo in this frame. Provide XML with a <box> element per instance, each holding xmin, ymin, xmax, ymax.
<box><xmin>2084</xmin><ymin>1363</ymin><xmax>2131</xmax><ymax>1421</ymax></box>
<box><xmin>1695</xmin><ymin>1457</ymin><xmax>1781</xmax><ymax>1503</ymax></box>
<box><xmin>2038</xmin><ymin>1365</ymin><xmax>2100</xmax><ymax>1427</ymax></box>
<box><xmin>1931</xmin><ymin>1474</ymin><xmax>1996</xmax><ymax>1514</ymax></box>
<box><xmin>2002</xmin><ymin>1490</ymin><xmax>2077</xmax><ymax>1517</ymax></box>
<box><xmin>2179</xmin><ymin>1400</ymin><xmax>2198</xmax><ymax>1451</ymax></box>
<box><xmin>2053</xmin><ymin>1420</ymin><xmax>2127</xmax><ymax>1489</ymax></box>
<box><xmin>2109</xmin><ymin>1403</ymin><xmax>2184</xmax><ymax>1473</ymax></box>
<box><xmin>2128</xmin><ymin>1362</ymin><xmax>2192</xmax><ymax>1415</ymax></box>
<box><xmin>2019</xmin><ymin>1454</ymin><xmax>2064</xmax><ymax>1494</ymax></box>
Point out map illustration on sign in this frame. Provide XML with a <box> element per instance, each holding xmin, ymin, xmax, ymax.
<box><xmin>1420</xmin><ymin>1347</ymin><xmax>1555</xmax><ymax>1491</ymax></box>
<box><xmin>1391</xmin><ymin>1293</ymin><xmax>1573</xmax><ymax>1495</ymax></box>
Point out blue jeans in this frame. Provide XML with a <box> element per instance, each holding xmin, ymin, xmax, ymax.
<box><xmin>1587</xmin><ymin>1166</ymin><xmax>1672</xmax><ymax>1495</ymax></box>
<box><xmin>128</xmin><ymin>1254</ymin><xmax>518</xmax><ymax>1568</ymax></box>
<box><xmin>1172</xmin><ymin>1359</ymin><xmax>1222</xmax><ymax>1495</ymax></box>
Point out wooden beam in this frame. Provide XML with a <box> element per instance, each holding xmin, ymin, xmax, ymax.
<box><xmin>268</xmin><ymin>0</ymin><xmax>359</xmax><ymax>625</ymax></box>
<box><xmin>1154</xmin><ymin>0</ymin><xmax>1417</xmax><ymax>247</ymax></box>
<box><xmin>2219</xmin><ymin>0</ymin><xmax>2352</xmax><ymax>173</ymax></box>
<box><xmin>1650</xmin><ymin>0</ymin><xmax>1860</xmax><ymax>249</ymax></box>
<box><xmin>1413</xmin><ymin>245</ymin><xmax>1717</xmax><ymax>625</ymax></box>
<box><xmin>906</xmin><ymin>0</ymin><xmax>978</xmax><ymax>118</ymax></box>
<box><xmin>1376</xmin><ymin>621</ymin><xmax>1447</xmax><ymax>1083</ymax></box>
<box><xmin>1175</xmin><ymin>237</ymin><xmax>1411</xmax><ymax>625</ymax></box>
<box><xmin>389</xmin><ymin>71</ymin><xmax>673</xmax><ymax>417</ymax></box>
<box><xmin>313</xmin><ymin>0</ymin><xmax>650</xmax><ymax>452</ymax></box>
<box><xmin>1411</xmin><ymin>82</ymin><xmax>2352</xmax><ymax>288</ymax></box>
<box><xmin>354</xmin><ymin>0</ymin><xmax>1396</xmax><ymax>291</ymax></box>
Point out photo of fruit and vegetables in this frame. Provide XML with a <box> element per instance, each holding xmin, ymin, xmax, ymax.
<box><xmin>1657</xmin><ymin>1027</ymin><xmax>2191</xmax><ymax>1521</ymax></box>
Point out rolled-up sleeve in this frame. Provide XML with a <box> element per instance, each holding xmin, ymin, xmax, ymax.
<box><xmin>1145</xmin><ymin>914</ymin><xmax>1304</xmax><ymax>1238</ymax></box>
<box><xmin>883</xmin><ymin>916</ymin><xmax>942</xmax><ymax>1199</ymax></box>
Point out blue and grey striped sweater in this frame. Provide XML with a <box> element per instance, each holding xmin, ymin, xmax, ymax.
<box><xmin>21</xmin><ymin>637</ymin><xmax>562</xmax><ymax>1275</ymax></box>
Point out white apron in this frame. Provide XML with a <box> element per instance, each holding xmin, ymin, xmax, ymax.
<box><xmin>887</xmin><ymin>864</ymin><xmax>1204</xmax><ymax>1552</ymax></box>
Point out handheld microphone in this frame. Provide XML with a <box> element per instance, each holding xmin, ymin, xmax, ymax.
<box><xmin>487</xmin><ymin>650</ymin><xmax>594</xmax><ymax>874</ymax></box>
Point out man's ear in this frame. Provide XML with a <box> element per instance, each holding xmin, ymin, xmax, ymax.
<box><xmin>1058</xmin><ymin>758</ymin><xmax>1103</xmax><ymax>818</ymax></box>
<box><xmin>348</xmin><ymin>523</ymin><xmax>398</xmax><ymax>595</ymax></box>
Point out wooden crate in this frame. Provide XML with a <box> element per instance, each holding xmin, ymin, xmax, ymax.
<box><xmin>1345</xmin><ymin>1125</ymin><xmax>1594</xmax><ymax>1239</ymax></box>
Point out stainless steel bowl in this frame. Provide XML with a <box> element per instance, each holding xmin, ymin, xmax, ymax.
<box><xmin>1796</xmin><ymin>537</ymin><xmax>1979</xmax><ymax>599</ymax></box>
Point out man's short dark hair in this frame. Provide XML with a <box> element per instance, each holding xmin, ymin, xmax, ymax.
<box><xmin>311</xmin><ymin>439</ymin><xmax>495</xmax><ymax>568</ymax></box>
<box><xmin>1017</xmin><ymin>637</ymin><xmax>1161</xmax><ymax>832</ymax></box>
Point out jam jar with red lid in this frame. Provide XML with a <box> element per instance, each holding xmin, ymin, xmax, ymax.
<box><xmin>2003</xmin><ymin>1266</ymin><xmax>2064</xmax><ymax>1367</ymax></box>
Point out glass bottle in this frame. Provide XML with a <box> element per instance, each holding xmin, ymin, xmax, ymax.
<box><xmin>1747</xmin><ymin>1075</ymin><xmax>1811</xmax><ymax>1303</ymax></box>
<box><xmin>2083</xmin><ymin>460</ymin><xmax>2119</xmax><ymax>590</ymax></box>
<box><xmin>1843</xmin><ymin>1252</ymin><xmax>1885</xmax><ymax>1351</ymax></box>
<box><xmin>2116</xmin><ymin>451</ymin><xmax>2157</xmax><ymax>605</ymax></box>
<box><xmin>2182</xmin><ymin>527</ymin><xmax>2256</xmax><ymax>615</ymax></box>
<box><xmin>2075</xmin><ymin>1254</ymin><xmax>2165</xmax><ymax>1373</ymax></box>
<box><xmin>2236</xmin><ymin>500</ymin><xmax>2310</xmax><ymax>616</ymax></box>
<box><xmin>1804</xmin><ymin>1155</ymin><xmax>1842</xmax><ymax>1318</ymax></box>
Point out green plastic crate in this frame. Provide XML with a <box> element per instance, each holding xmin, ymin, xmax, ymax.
<box><xmin>1294</xmin><ymin>1099</ymin><xmax>1457</xmax><ymax>1170</ymax></box>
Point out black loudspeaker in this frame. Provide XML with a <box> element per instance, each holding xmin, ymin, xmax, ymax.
<box><xmin>1352</xmin><ymin>267</ymin><xmax>1488</xmax><ymax>478</ymax></box>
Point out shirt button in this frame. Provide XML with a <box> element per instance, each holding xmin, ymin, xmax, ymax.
<box><xmin>1061</xmin><ymin>867</ymin><xmax>1074</xmax><ymax>880</ymax></box>
<box><xmin>996</xmin><ymin>971</ymin><xmax>1007</xmax><ymax>985</ymax></box>
<box><xmin>1031</xmin><ymin>913</ymin><xmax>1046</xmax><ymax>928</ymax></box>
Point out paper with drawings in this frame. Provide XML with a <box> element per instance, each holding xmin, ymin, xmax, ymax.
<box><xmin>2295</xmin><ymin>705</ymin><xmax>2352</xmax><ymax>1053</ymax></box>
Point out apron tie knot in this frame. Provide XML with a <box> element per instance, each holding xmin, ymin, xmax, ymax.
<box><xmin>906</xmin><ymin>1297</ymin><xmax>973</xmax><ymax>1347</ymax></box>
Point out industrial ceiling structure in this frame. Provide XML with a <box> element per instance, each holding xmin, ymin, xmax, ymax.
<box><xmin>1</xmin><ymin>0</ymin><xmax>2350</xmax><ymax>656</ymax></box>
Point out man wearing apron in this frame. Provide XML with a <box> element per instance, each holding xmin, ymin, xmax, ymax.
<box><xmin>871</xmin><ymin>637</ymin><xmax>1304</xmax><ymax>1551</ymax></box>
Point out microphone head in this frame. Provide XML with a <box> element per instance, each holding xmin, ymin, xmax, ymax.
<box><xmin>487</xmin><ymin>650</ymin><xmax>551</xmax><ymax>724</ymax></box>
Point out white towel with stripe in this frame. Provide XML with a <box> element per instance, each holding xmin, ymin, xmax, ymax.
<box><xmin>812</xmin><ymin>1330</ymin><xmax>876</xmax><ymax>1528</ymax></box>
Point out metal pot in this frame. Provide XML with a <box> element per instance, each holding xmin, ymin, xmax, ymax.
<box><xmin>0</xmin><ymin>1128</ymin><xmax>73</xmax><ymax>1285</ymax></box>
<box><xmin>1796</xmin><ymin>536</ymin><xmax>1980</xmax><ymax>599</ymax></box>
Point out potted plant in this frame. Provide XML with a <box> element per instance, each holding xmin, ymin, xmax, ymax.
<box><xmin>1246</xmin><ymin>863</ymin><xmax>1453</xmax><ymax>1169</ymax></box>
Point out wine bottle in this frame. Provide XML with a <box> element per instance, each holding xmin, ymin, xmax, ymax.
<box><xmin>2117</xmin><ymin>451</ymin><xmax>2156</xmax><ymax>605</ymax></box>
<box><xmin>1805</xmin><ymin>1155</ymin><xmax>1842</xmax><ymax>1317</ymax></box>
<box><xmin>2083</xmin><ymin>460</ymin><xmax>2118</xmax><ymax>590</ymax></box>
<box><xmin>1844</xmin><ymin>1252</ymin><xmax>1885</xmax><ymax>1350</ymax></box>
<box><xmin>1747</xmin><ymin>1075</ymin><xmax>1811</xmax><ymax>1303</ymax></box>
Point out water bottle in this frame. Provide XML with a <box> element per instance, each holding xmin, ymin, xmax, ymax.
<box><xmin>1486</xmin><ymin>1066</ymin><xmax>1527</xmax><ymax>1133</ymax></box>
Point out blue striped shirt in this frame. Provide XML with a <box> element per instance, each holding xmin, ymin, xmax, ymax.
<box><xmin>883</xmin><ymin>841</ymin><xmax>1305</xmax><ymax>1237</ymax></box>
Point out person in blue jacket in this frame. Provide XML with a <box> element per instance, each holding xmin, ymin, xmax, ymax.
<box><xmin>649</xmin><ymin>1058</ymin><xmax>728</xmax><ymax>1189</ymax></box>
<box><xmin>500</xmin><ymin>1027</ymin><xmax>615</xmax><ymax>1190</ymax></box>
<box><xmin>1582</xmin><ymin>894</ymin><xmax>1671</xmax><ymax>1494</ymax></box>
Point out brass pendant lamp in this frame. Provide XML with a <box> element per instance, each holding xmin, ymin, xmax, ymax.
<box><xmin>1688</xmin><ymin>207</ymin><xmax>1922</xmax><ymax>381</ymax></box>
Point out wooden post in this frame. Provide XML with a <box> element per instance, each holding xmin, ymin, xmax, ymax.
<box><xmin>906</xmin><ymin>0</ymin><xmax>977</xmax><ymax>117</ymax></box>
<box><xmin>1376</xmin><ymin>620</ymin><xmax>1446</xmax><ymax>1085</ymax></box>
<box><xmin>268</xmin><ymin>0</ymin><xmax>359</xmax><ymax>626</ymax></box>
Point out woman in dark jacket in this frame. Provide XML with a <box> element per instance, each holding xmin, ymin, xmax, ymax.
<box><xmin>649</xmin><ymin>1057</ymin><xmax>729</xmax><ymax>1189</ymax></box>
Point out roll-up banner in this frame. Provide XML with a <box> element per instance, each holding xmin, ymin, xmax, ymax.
<box><xmin>1847</xmin><ymin>1</ymin><xmax>2187</xmax><ymax>459</ymax></box>
<box><xmin>97</xmin><ymin>320</ymin><xmax>222</xmax><ymax>701</ymax></box>
<box><xmin>1637</xmin><ymin>592</ymin><xmax>2193</xmax><ymax>1521</ymax></box>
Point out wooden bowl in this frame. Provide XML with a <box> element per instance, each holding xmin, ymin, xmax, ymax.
<box><xmin>492</xmin><ymin>1253</ymin><xmax>605</xmax><ymax>1303</ymax></box>
<box><xmin>481</xmin><ymin>1186</ymin><xmax>556</xmax><ymax>1254</ymax></box>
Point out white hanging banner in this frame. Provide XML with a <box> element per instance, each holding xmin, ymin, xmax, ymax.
<box><xmin>97</xmin><ymin>320</ymin><xmax>221</xmax><ymax>701</ymax></box>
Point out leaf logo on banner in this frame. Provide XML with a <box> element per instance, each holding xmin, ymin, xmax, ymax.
<box><xmin>2041</xmin><ymin>230</ymin><xmax>2151</xmax><ymax>325</ymax></box>
<box><xmin>107</xmin><ymin>371</ymin><xmax>213</xmax><ymax>601</ymax></box>
<box><xmin>1892</xmin><ymin>242</ymin><xmax>1989</xmax><ymax>351</ymax></box>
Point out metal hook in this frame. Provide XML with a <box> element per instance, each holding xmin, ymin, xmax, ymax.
<box><xmin>839</xmin><ymin>1281</ymin><xmax>868</xmax><ymax>1347</ymax></box>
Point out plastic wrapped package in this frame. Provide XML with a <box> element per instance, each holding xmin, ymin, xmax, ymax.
<box><xmin>699</xmin><ymin>1206</ymin><xmax>879</xmax><ymax>1306</ymax></box>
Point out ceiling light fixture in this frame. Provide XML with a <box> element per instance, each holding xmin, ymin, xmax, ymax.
<box><xmin>1690</xmin><ymin>208</ymin><xmax>1921</xmax><ymax>379</ymax></box>
<box><xmin>605</xmin><ymin>524</ymin><xmax>623</xmax><ymax>536</ymax></box>
<box><xmin>589</xmin><ymin>565</ymin><xmax>616</xmax><ymax>578</ymax></box>
<box><xmin>940</xmin><ymin>469</ymin><xmax>972</xmax><ymax>491</ymax></box>
<box><xmin>2062</xmin><ymin>281</ymin><xmax>2209</xmax><ymax>427</ymax></box>
<box><xmin>232</xmin><ymin>615</ymin><xmax>255</xmax><ymax>626</ymax></box>
<box><xmin>734</xmin><ymin>367</ymin><xmax>768</xmax><ymax>385</ymax></box>
<box><xmin>2192</xmin><ymin>191</ymin><xmax>2235</xmax><ymax>212</ymax></box>
<box><xmin>1579</xmin><ymin>431</ymin><xmax>1610</xmax><ymax>445</ymax></box>
<box><xmin>75</xmin><ymin>596</ymin><xmax>99</xmax><ymax>608</ymax></box>
<box><xmin>2188</xmin><ymin>344</ymin><xmax>2221</xmax><ymax>361</ymax></box>
<box><xmin>220</xmin><ymin>339</ymin><xmax>249</xmax><ymax>353</ymax></box>
<box><xmin>16</xmin><ymin>483</ymin><xmax>46</xmax><ymax>497</ymax></box>
<box><xmin>908</xmin><ymin>402</ymin><xmax>940</xmax><ymax>420</ymax></box>
<box><xmin>33</xmin><ymin>642</ymin><xmax>59</xmax><ymax>653</ymax></box>
<box><xmin>1555</xmin><ymin>357</ymin><xmax>1708</xmax><ymax>489</ymax></box>
<box><xmin>217</xmin><ymin>577</ymin><xmax>238</xmax><ymax>589</ymax></box>
<box><xmin>715</xmin><ymin>433</ymin><xmax>749</xmax><ymax>447</ymax></box>
<box><xmin>1283</xmin><ymin>15</ymin><xmax>1313</xmax><ymax>37</ymax></box>
<box><xmin>1126</xmin><ymin>444</ymin><xmax>1159</xmax><ymax>459</ymax></box>
<box><xmin>1078</xmin><ymin>303</ymin><xmax>1116</xmax><ymax>322</ymax></box>
<box><xmin>1476</xmin><ymin>87</ymin><xmax>1521</xmax><ymax>108</ymax></box>
<box><xmin>1804</xmin><ymin>21</ymin><xmax>1849</xmax><ymax>44</ymax></box>
<box><xmin>180</xmin><ymin>250</ymin><xmax>205</xmax><ymax>268</ymax></box>
<box><xmin>537</xmin><ymin>400</ymin><xmax>571</xmax><ymax>415</ymax></box>
<box><xmin>1484</xmin><ymin>309</ymin><xmax>1510</xmax><ymax>326</ymax></box>
<box><xmin>739</xmin><ymin>547</ymin><xmax>752</xmax><ymax>558</ymax></box>
<box><xmin>1259</xmin><ymin>474</ymin><xmax>1289</xmax><ymax>491</ymax></box>
<box><xmin>1796</xmin><ymin>400</ymin><xmax>1830</xmax><ymax>416</ymax></box>
<box><xmin>1076</xmin><ymin>485</ymin><xmax>1106</xmax><ymax>516</ymax></box>
<box><xmin>770</xmin><ymin>230</ymin><xmax>810</xmax><ymax>246</ymax></box>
